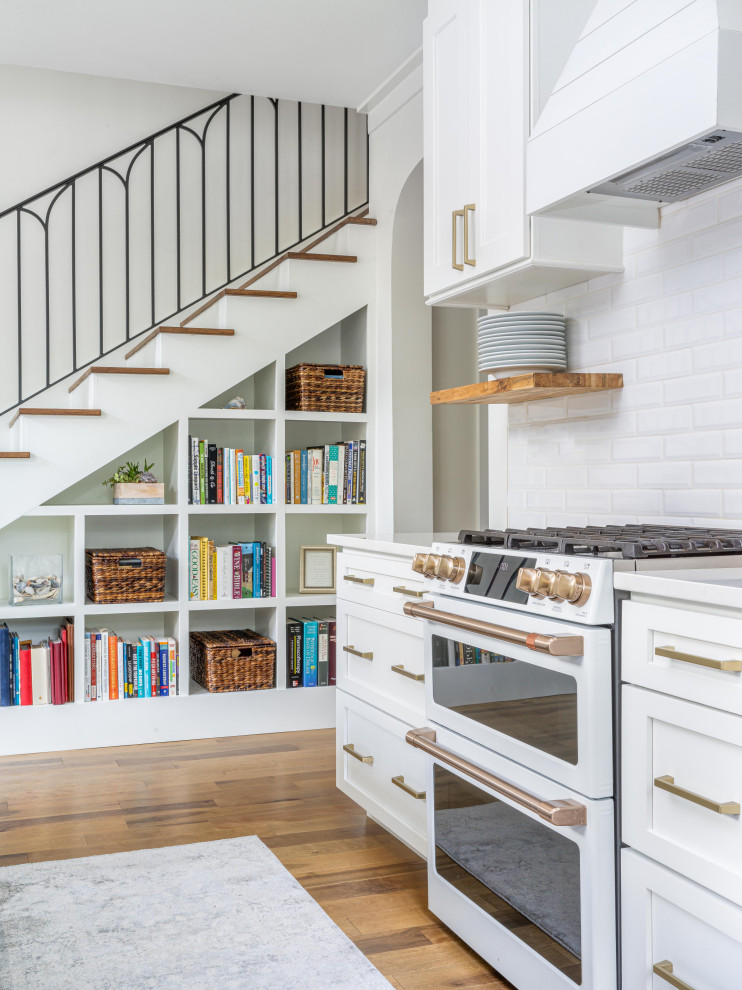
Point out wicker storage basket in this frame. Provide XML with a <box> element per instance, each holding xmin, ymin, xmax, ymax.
<box><xmin>190</xmin><ymin>629</ymin><xmax>276</xmax><ymax>693</ymax></box>
<box><xmin>285</xmin><ymin>363</ymin><xmax>366</xmax><ymax>413</ymax></box>
<box><xmin>85</xmin><ymin>547</ymin><xmax>167</xmax><ymax>604</ymax></box>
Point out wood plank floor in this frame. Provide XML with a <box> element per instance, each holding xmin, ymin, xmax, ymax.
<box><xmin>0</xmin><ymin>728</ymin><xmax>512</xmax><ymax>990</ymax></box>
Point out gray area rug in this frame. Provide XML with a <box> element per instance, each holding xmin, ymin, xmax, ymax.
<box><xmin>0</xmin><ymin>835</ymin><xmax>391</xmax><ymax>989</ymax></box>
<box><xmin>435</xmin><ymin>800</ymin><xmax>581</xmax><ymax>957</ymax></box>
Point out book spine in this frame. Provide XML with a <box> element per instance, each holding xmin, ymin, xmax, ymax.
<box><xmin>271</xmin><ymin>551</ymin><xmax>276</xmax><ymax>598</ymax></box>
<box><xmin>359</xmin><ymin>440</ymin><xmax>366</xmax><ymax>504</ymax></box>
<box><xmin>266</xmin><ymin>455</ymin><xmax>273</xmax><ymax>504</ymax></box>
<box><xmin>303</xmin><ymin>621</ymin><xmax>318</xmax><ymax>688</ymax></box>
<box><xmin>236</xmin><ymin>449</ymin><xmax>245</xmax><ymax>504</ymax></box>
<box><xmin>109</xmin><ymin>633</ymin><xmax>118</xmax><ymax>701</ymax></box>
<box><xmin>286</xmin><ymin>620</ymin><xmax>303</xmax><ymax>687</ymax></box>
<box><xmin>262</xmin><ymin>544</ymin><xmax>271</xmax><ymax>597</ymax></box>
<box><xmin>232</xmin><ymin>545</ymin><xmax>242</xmax><ymax>599</ymax></box>
<box><xmin>168</xmin><ymin>638</ymin><xmax>177</xmax><ymax>696</ymax></box>
<box><xmin>260</xmin><ymin>454</ymin><xmax>267</xmax><ymax>504</ymax></box>
<box><xmin>310</xmin><ymin>448</ymin><xmax>323</xmax><ymax>504</ymax></box>
<box><xmin>253</xmin><ymin>542</ymin><xmax>262</xmax><ymax>599</ymax></box>
<box><xmin>208</xmin><ymin>443</ymin><xmax>217</xmax><ymax>504</ymax></box>
<box><xmin>323</xmin><ymin>446</ymin><xmax>330</xmax><ymax>503</ymax></box>
<box><xmin>285</xmin><ymin>452</ymin><xmax>292</xmax><ymax>504</ymax></box>
<box><xmin>337</xmin><ymin>444</ymin><xmax>345</xmax><ymax>504</ymax></box>
<box><xmin>199</xmin><ymin>440</ymin><xmax>206</xmax><ymax>505</ymax></box>
<box><xmin>317</xmin><ymin>620</ymin><xmax>329</xmax><ymax>687</ymax></box>
<box><xmin>300</xmin><ymin>449</ymin><xmax>308</xmax><ymax>504</ymax></box>
<box><xmin>136</xmin><ymin>642</ymin><xmax>143</xmax><ymax>697</ymax></box>
<box><xmin>12</xmin><ymin>634</ymin><xmax>20</xmax><ymax>706</ymax></box>
<box><xmin>328</xmin><ymin>619</ymin><xmax>336</xmax><ymax>686</ymax></box>
<box><xmin>117</xmin><ymin>641</ymin><xmax>124</xmax><ymax>703</ymax></box>
<box><xmin>198</xmin><ymin>536</ymin><xmax>209</xmax><ymax>600</ymax></box>
<box><xmin>127</xmin><ymin>643</ymin><xmax>134</xmax><ymax>697</ymax></box>
<box><xmin>0</xmin><ymin>625</ymin><xmax>11</xmax><ymax>707</ymax></box>
<box><xmin>328</xmin><ymin>445</ymin><xmax>339</xmax><ymax>503</ymax></box>
<box><xmin>187</xmin><ymin>435</ymin><xmax>193</xmax><ymax>504</ymax></box>
<box><xmin>189</xmin><ymin>539</ymin><xmax>199</xmax><ymax>600</ymax></box>
<box><xmin>216</xmin><ymin>446</ymin><xmax>224</xmax><ymax>504</ymax></box>
<box><xmin>159</xmin><ymin>642</ymin><xmax>169</xmax><ymax>696</ymax></box>
<box><xmin>292</xmin><ymin>450</ymin><xmax>300</xmax><ymax>504</ymax></box>
<box><xmin>191</xmin><ymin>436</ymin><xmax>200</xmax><ymax>504</ymax></box>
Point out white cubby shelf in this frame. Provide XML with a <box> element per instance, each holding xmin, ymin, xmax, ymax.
<box><xmin>0</xmin><ymin>309</ymin><xmax>370</xmax><ymax>755</ymax></box>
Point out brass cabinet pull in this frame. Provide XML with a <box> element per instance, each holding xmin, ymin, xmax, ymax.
<box><xmin>452</xmin><ymin>209</ymin><xmax>464</xmax><ymax>271</ymax></box>
<box><xmin>393</xmin><ymin>585</ymin><xmax>424</xmax><ymax>598</ymax></box>
<box><xmin>653</xmin><ymin>960</ymin><xmax>696</xmax><ymax>990</ymax></box>
<box><xmin>464</xmin><ymin>203</ymin><xmax>476</xmax><ymax>266</ymax></box>
<box><xmin>343</xmin><ymin>645</ymin><xmax>373</xmax><ymax>660</ymax></box>
<box><xmin>406</xmin><ymin>727</ymin><xmax>587</xmax><ymax>826</ymax></box>
<box><xmin>654</xmin><ymin>775</ymin><xmax>740</xmax><ymax>815</ymax></box>
<box><xmin>343</xmin><ymin>743</ymin><xmax>373</xmax><ymax>765</ymax></box>
<box><xmin>343</xmin><ymin>574</ymin><xmax>374</xmax><ymax>586</ymax></box>
<box><xmin>392</xmin><ymin>775</ymin><xmax>426</xmax><ymax>800</ymax></box>
<box><xmin>656</xmin><ymin>645</ymin><xmax>742</xmax><ymax>672</ymax></box>
<box><xmin>402</xmin><ymin>601</ymin><xmax>584</xmax><ymax>657</ymax></box>
<box><xmin>391</xmin><ymin>664</ymin><xmax>425</xmax><ymax>682</ymax></box>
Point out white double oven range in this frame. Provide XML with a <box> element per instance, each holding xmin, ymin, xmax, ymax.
<box><xmin>403</xmin><ymin>525</ymin><xmax>742</xmax><ymax>990</ymax></box>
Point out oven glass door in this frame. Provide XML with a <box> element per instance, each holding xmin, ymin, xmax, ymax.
<box><xmin>434</xmin><ymin>762</ymin><xmax>582</xmax><ymax>983</ymax></box>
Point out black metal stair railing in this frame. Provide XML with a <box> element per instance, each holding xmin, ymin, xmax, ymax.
<box><xmin>0</xmin><ymin>93</ymin><xmax>369</xmax><ymax>416</ymax></box>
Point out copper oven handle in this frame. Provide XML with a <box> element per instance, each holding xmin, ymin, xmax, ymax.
<box><xmin>406</xmin><ymin>727</ymin><xmax>587</xmax><ymax>826</ymax></box>
<box><xmin>402</xmin><ymin>601</ymin><xmax>583</xmax><ymax>657</ymax></box>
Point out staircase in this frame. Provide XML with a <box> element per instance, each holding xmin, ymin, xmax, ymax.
<box><xmin>0</xmin><ymin>93</ymin><xmax>375</xmax><ymax>532</ymax></box>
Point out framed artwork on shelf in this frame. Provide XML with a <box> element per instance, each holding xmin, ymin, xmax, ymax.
<box><xmin>299</xmin><ymin>545</ymin><xmax>337</xmax><ymax>594</ymax></box>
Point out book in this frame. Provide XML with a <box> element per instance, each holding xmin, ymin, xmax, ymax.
<box><xmin>337</xmin><ymin>445</ymin><xmax>345</xmax><ymax>504</ymax></box>
<box><xmin>317</xmin><ymin>619</ymin><xmax>329</xmax><ymax>686</ymax></box>
<box><xmin>216</xmin><ymin>447</ymin><xmax>224</xmax><ymax>504</ymax></box>
<box><xmin>0</xmin><ymin>624</ymin><xmax>10</xmax><ymax>707</ymax></box>
<box><xmin>232</xmin><ymin>545</ymin><xmax>242</xmax><ymax>599</ymax></box>
<box><xmin>240</xmin><ymin>543</ymin><xmax>254</xmax><ymax>598</ymax></box>
<box><xmin>30</xmin><ymin>643</ymin><xmax>50</xmax><ymax>705</ymax></box>
<box><xmin>252</xmin><ymin>456</ymin><xmax>260</xmax><ymax>505</ymax></box>
<box><xmin>359</xmin><ymin>440</ymin><xmax>366</xmax><ymax>503</ymax></box>
<box><xmin>198</xmin><ymin>440</ymin><xmax>206</xmax><ymax>504</ymax></box>
<box><xmin>191</xmin><ymin>436</ymin><xmax>199</xmax><ymax>504</ymax></box>
<box><xmin>109</xmin><ymin>631</ymin><xmax>119</xmax><ymax>700</ymax></box>
<box><xmin>266</xmin><ymin>455</ymin><xmax>273</xmax><ymax>504</ymax></box>
<box><xmin>302</xmin><ymin>619</ymin><xmax>319</xmax><ymax>687</ymax></box>
<box><xmin>286</xmin><ymin>618</ymin><xmax>303</xmax><ymax>688</ymax></box>
<box><xmin>208</xmin><ymin>443</ymin><xmax>218</xmax><ymax>503</ymax></box>
<box><xmin>328</xmin><ymin>619</ymin><xmax>337</xmax><ymax>686</ymax></box>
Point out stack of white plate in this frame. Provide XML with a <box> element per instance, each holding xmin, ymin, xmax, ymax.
<box><xmin>478</xmin><ymin>312</ymin><xmax>567</xmax><ymax>378</ymax></box>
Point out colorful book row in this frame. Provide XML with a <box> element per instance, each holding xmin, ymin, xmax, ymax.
<box><xmin>85</xmin><ymin>631</ymin><xmax>179</xmax><ymax>701</ymax></box>
<box><xmin>285</xmin><ymin>441</ymin><xmax>366</xmax><ymax>504</ymax></box>
<box><xmin>0</xmin><ymin>619</ymin><xmax>74</xmax><ymax>707</ymax></box>
<box><xmin>189</xmin><ymin>437</ymin><xmax>274</xmax><ymax>505</ymax></box>
<box><xmin>435</xmin><ymin>639</ymin><xmax>514</xmax><ymax>666</ymax></box>
<box><xmin>286</xmin><ymin>617</ymin><xmax>336</xmax><ymax>688</ymax></box>
<box><xmin>189</xmin><ymin>538</ymin><xmax>275</xmax><ymax>601</ymax></box>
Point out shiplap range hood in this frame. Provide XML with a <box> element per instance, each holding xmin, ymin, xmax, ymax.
<box><xmin>527</xmin><ymin>0</ymin><xmax>742</xmax><ymax>227</ymax></box>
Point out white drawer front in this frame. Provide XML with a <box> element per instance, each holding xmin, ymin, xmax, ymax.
<box><xmin>337</xmin><ymin>551</ymin><xmax>430</xmax><ymax>614</ymax></box>
<box><xmin>336</xmin><ymin>598</ymin><xmax>425</xmax><ymax>724</ymax></box>
<box><xmin>336</xmin><ymin>689</ymin><xmax>427</xmax><ymax>857</ymax></box>
<box><xmin>622</xmin><ymin>600</ymin><xmax>742</xmax><ymax>715</ymax></box>
<box><xmin>623</xmin><ymin>849</ymin><xmax>742</xmax><ymax>990</ymax></box>
<box><xmin>623</xmin><ymin>685</ymin><xmax>742</xmax><ymax>906</ymax></box>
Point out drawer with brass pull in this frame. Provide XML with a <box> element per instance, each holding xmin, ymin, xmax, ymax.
<box><xmin>336</xmin><ymin>598</ymin><xmax>425</xmax><ymax>725</ymax></box>
<box><xmin>623</xmin><ymin>848</ymin><xmax>742</xmax><ymax>990</ymax></box>
<box><xmin>623</xmin><ymin>685</ymin><xmax>742</xmax><ymax>906</ymax></box>
<box><xmin>337</xmin><ymin>551</ymin><xmax>429</xmax><ymax>613</ymax></box>
<box><xmin>622</xmin><ymin>600</ymin><xmax>742</xmax><ymax>715</ymax></box>
<box><xmin>336</xmin><ymin>689</ymin><xmax>427</xmax><ymax>857</ymax></box>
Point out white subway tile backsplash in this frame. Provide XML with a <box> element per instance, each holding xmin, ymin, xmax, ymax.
<box><xmin>506</xmin><ymin>175</ymin><xmax>742</xmax><ymax>529</ymax></box>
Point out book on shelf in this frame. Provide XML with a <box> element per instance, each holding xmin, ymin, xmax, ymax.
<box><xmin>188</xmin><ymin>537</ymin><xmax>276</xmax><ymax>602</ymax></box>
<box><xmin>0</xmin><ymin>617</ymin><xmax>75</xmax><ymax>707</ymax></box>
<box><xmin>84</xmin><ymin>631</ymin><xmax>178</xmax><ymax>701</ymax></box>
<box><xmin>286</xmin><ymin>616</ymin><xmax>335</xmax><ymax>688</ymax></box>
<box><xmin>188</xmin><ymin>435</ymin><xmax>274</xmax><ymax>505</ymax></box>
<box><xmin>285</xmin><ymin>440</ymin><xmax>366</xmax><ymax>505</ymax></box>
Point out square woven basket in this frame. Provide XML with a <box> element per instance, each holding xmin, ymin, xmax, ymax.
<box><xmin>190</xmin><ymin>629</ymin><xmax>276</xmax><ymax>693</ymax></box>
<box><xmin>285</xmin><ymin>363</ymin><xmax>366</xmax><ymax>413</ymax></box>
<box><xmin>85</xmin><ymin>547</ymin><xmax>167</xmax><ymax>604</ymax></box>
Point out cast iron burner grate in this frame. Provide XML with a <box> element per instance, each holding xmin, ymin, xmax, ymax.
<box><xmin>456</xmin><ymin>525</ymin><xmax>742</xmax><ymax>559</ymax></box>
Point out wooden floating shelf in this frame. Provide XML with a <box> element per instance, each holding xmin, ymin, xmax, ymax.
<box><xmin>431</xmin><ymin>373</ymin><xmax>623</xmax><ymax>406</ymax></box>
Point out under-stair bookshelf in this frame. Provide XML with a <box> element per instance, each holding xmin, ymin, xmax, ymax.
<box><xmin>0</xmin><ymin>312</ymin><xmax>369</xmax><ymax>756</ymax></box>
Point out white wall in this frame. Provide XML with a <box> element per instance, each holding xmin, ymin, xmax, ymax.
<box><xmin>506</xmin><ymin>177</ymin><xmax>742</xmax><ymax>528</ymax></box>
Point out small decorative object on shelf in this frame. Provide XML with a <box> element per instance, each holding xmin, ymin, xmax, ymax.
<box><xmin>299</xmin><ymin>545</ymin><xmax>336</xmax><ymax>594</ymax></box>
<box><xmin>285</xmin><ymin>440</ymin><xmax>366</xmax><ymax>504</ymax></box>
<box><xmin>190</xmin><ymin>629</ymin><xmax>276</xmax><ymax>692</ymax></box>
<box><xmin>85</xmin><ymin>547</ymin><xmax>167</xmax><ymax>604</ymax></box>
<box><xmin>10</xmin><ymin>554</ymin><xmax>63</xmax><ymax>606</ymax></box>
<box><xmin>223</xmin><ymin>396</ymin><xmax>247</xmax><ymax>409</ymax></box>
<box><xmin>285</xmin><ymin>363</ymin><xmax>366</xmax><ymax>413</ymax></box>
<box><xmin>102</xmin><ymin>460</ymin><xmax>165</xmax><ymax>505</ymax></box>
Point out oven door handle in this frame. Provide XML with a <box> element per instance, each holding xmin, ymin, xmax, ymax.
<box><xmin>406</xmin><ymin>727</ymin><xmax>587</xmax><ymax>826</ymax></box>
<box><xmin>402</xmin><ymin>601</ymin><xmax>584</xmax><ymax>657</ymax></box>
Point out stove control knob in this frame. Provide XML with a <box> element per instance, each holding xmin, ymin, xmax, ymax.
<box><xmin>553</xmin><ymin>570</ymin><xmax>592</xmax><ymax>607</ymax></box>
<box><xmin>436</xmin><ymin>555</ymin><xmax>467</xmax><ymax>584</ymax></box>
<box><xmin>516</xmin><ymin>567</ymin><xmax>539</xmax><ymax>595</ymax></box>
<box><xmin>516</xmin><ymin>567</ymin><xmax>557</xmax><ymax>599</ymax></box>
<box><xmin>423</xmin><ymin>554</ymin><xmax>442</xmax><ymax>578</ymax></box>
<box><xmin>412</xmin><ymin>553</ymin><xmax>427</xmax><ymax>576</ymax></box>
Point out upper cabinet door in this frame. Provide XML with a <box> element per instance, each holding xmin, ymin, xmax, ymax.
<box><xmin>468</xmin><ymin>0</ymin><xmax>529</xmax><ymax>276</ymax></box>
<box><xmin>423</xmin><ymin>0</ymin><xmax>475</xmax><ymax>298</ymax></box>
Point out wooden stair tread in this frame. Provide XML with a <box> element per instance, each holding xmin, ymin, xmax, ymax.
<box><xmin>430</xmin><ymin>373</ymin><xmax>624</xmax><ymax>406</ymax></box>
<box><xmin>69</xmin><ymin>366</ymin><xmax>170</xmax><ymax>393</ymax></box>
<box><xmin>287</xmin><ymin>252</ymin><xmax>357</xmax><ymax>263</ymax></box>
<box><xmin>0</xmin><ymin>451</ymin><xmax>31</xmax><ymax>458</ymax></box>
<box><xmin>347</xmin><ymin>217</ymin><xmax>377</xmax><ymax>225</ymax></box>
<box><xmin>9</xmin><ymin>407</ymin><xmax>102</xmax><ymax>428</ymax></box>
<box><xmin>125</xmin><ymin>326</ymin><xmax>235</xmax><ymax>359</ymax></box>
<box><xmin>224</xmin><ymin>289</ymin><xmax>298</xmax><ymax>298</ymax></box>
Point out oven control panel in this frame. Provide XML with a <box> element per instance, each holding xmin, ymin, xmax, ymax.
<box><xmin>412</xmin><ymin>545</ymin><xmax>615</xmax><ymax>625</ymax></box>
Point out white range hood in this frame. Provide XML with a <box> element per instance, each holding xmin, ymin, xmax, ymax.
<box><xmin>527</xmin><ymin>0</ymin><xmax>742</xmax><ymax>227</ymax></box>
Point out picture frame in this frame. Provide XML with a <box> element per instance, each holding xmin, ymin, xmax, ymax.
<box><xmin>299</xmin><ymin>545</ymin><xmax>337</xmax><ymax>594</ymax></box>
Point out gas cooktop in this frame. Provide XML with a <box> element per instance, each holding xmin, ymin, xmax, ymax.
<box><xmin>456</xmin><ymin>525</ymin><xmax>742</xmax><ymax>560</ymax></box>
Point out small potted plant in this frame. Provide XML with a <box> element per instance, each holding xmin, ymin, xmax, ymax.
<box><xmin>102</xmin><ymin>460</ymin><xmax>165</xmax><ymax>505</ymax></box>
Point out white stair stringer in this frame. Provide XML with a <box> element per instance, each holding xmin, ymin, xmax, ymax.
<box><xmin>0</xmin><ymin>223</ymin><xmax>375</xmax><ymax>532</ymax></box>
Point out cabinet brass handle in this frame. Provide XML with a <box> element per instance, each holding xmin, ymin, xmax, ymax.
<box><xmin>343</xmin><ymin>574</ymin><xmax>374</xmax><ymax>586</ymax></box>
<box><xmin>391</xmin><ymin>664</ymin><xmax>424</xmax><ymax>682</ymax></box>
<box><xmin>653</xmin><ymin>960</ymin><xmax>696</xmax><ymax>990</ymax></box>
<box><xmin>343</xmin><ymin>645</ymin><xmax>373</xmax><ymax>660</ymax></box>
<box><xmin>391</xmin><ymin>775</ymin><xmax>426</xmax><ymax>800</ymax></box>
<box><xmin>393</xmin><ymin>585</ymin><xmax>424</xmax><ymax>598</ymax></box>
<box><xmin>655</xmin><ymin>645</ymin><xmax>742</xmax><ymax>672</ymax></box>
<box><xmin>654</xmin><ymin>775</ymin><xmax>740</xmax><ymax>815</ymax></box>
<box><xmin>343</xmin><ymin>743</ymin><xmax>373</xmax><ymax>765</ymax></box>
<box><xmin>452</xmin><ymin>209</ymin><xmax>464</xmax><ymax>271</ymax></box>
<box><xmin>464</xmin><ymin>203</ymin><xmax>476</xmax><ymax>266</ymax></box>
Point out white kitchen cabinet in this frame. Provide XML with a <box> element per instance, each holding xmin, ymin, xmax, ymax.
<box><xmin>423</xmin><ymin>0</ymin><xmax>623</xmax><ymax>308</ymax></box>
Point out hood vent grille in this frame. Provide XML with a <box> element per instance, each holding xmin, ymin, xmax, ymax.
<box><xmin>590</xmin><ymin>130</ymin><xmax>742</xmax><ymax>203</ymax></box>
